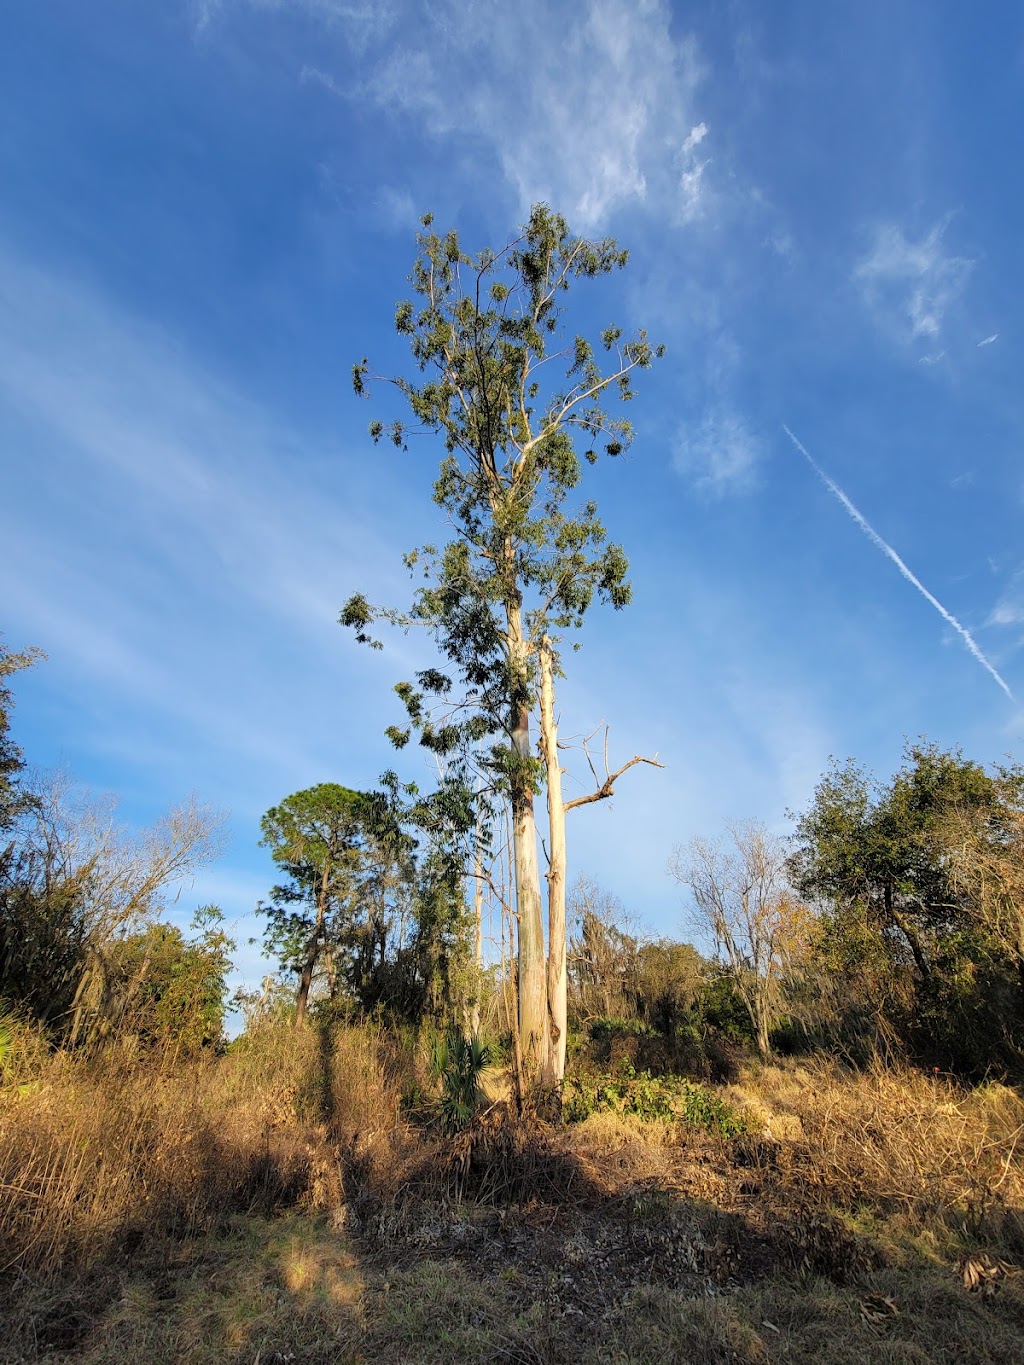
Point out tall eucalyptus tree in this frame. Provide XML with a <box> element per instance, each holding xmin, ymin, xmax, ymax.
<box><xmin>342</xmin><ymin>205</ymin><xmax>662</xmax><ymax>1088</ymax></box>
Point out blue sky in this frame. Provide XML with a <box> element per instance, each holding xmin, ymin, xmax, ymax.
<box><xmin>3</xmin><ymin>0</ymin><xmax>1023</xmax><ymax>991</ymax></box>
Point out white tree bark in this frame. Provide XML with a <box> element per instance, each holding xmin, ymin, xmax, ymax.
<box><xmin>506</xmin><ymin>601</ymin><xmax>548</xmax><ymax>1081</ymax></box>
<box><xmin>539</xmin><ymin>637</ymin><xmax>568</xmax><ymax>1087</ymax></box>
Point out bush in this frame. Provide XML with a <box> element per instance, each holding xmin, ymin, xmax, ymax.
<box><xmin>563</xmin><ymin>1064</ymin><xmax>746</xmax><ymax>1137</ymax></box>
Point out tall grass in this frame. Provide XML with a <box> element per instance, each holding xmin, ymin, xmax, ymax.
<box><xmin>0</xmin><ymin>1025</ymin><xmax>329</xmax><ymax>1273</ymax></box>
<box><xmin>3</xmin><ymin>1031</ymin><xmax>1024</xmax><ymax>1363</ymax></box>
<box><xmin>729</xmin><ymin>1058</ymin><xmax>1024</xmax><ymax>1251</ymax></box>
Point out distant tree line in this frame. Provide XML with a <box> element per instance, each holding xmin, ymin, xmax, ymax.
<box><xmin>0</xmin><ymin>638</ymin><xmax>231</xmax><ymax>1055</ymax></box>
<box><xmin>5</xmin><ymin>629</ymin><xmax>1023</xmax><ymax>1086</ymax></box>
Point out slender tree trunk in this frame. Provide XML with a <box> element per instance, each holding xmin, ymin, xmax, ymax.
<box><xmin>294</xmin><ymin>922</ymin><xmax>321</xmax><ymax>1029</ymax></box>
<box><xmin>539</xmin><ymin>637</ymin><xmax>567</xmax><ymax>1087</ymax></box>
<box><xmin>295</xmin><ymin>861</ymin><xmax>331</xmax><ymax>1028</ymax></box>
<box><xmin>324</xmin><ymin>941</ymin><xmax>337</xmax><ymax>1002</ymax></box>
<box><xmin>884</xmin><ymin>885</ymin><xmax>931</xmax><ymax>984</ymax></box>
<box><xmin>470</xmin><ymin>827</ymin><xmax>484</xmax><ymax>1037</ymax></box>
<box><xmin>753</xmin><ymin>985</ymin><xmax>772</xmax><ymax>1061</ymax></box>
<box><xmin>506</xmin><ymin>599</ymin><xmax>548</xmax><ymax>1084</ymax></box>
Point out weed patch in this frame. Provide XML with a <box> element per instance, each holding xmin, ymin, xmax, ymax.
<box><xmin>564</xmin><ymin>1064</ymin><xmax>747</xmax><ymax>1136</ymax></box>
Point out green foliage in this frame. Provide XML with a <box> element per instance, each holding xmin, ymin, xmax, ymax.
<box><xmin>258</xmin><ymin>781</ymin><xmax>478</xmax><ymax>1032</ymax></box>
<box><xmin>790</xmin><ymin>741</ymin><xmax>1024</xmax><ymax>1075</ymax></box>
<box><xmin>0</xmin><ymin>1006</ymin><xmax>14</xmax><ymax>1072</ymax></box>
<box><xmin>563</xmin><ymin>1063</ymin><xmax>746</xmax><ymax>1136</ymax></box>
<box><xmin>343</xmin><ymin>205</ymin><xmax>663</xmax><ymax>848</ymax></box>
<box><xmin>109</xmin><ymin>906</ymin><xmax>236</xmax><ymax>1054</ymax></box>
<box><xmin>635</xmin><ymin>939</ymin><xmax>708</xmax><ymax>1034</ymax></box>
<box><xmin>427</xmin><ymin>1028</ymin><xmax>493</xmax><ymax>1132</ymax></box>
<box><xmin>0</xmin><ymin>853</ymin><xmax>88</xmax><ymax>1028</ymax></box>
<box><xmin>588</xmin><ymin>1015</ymin><xmax>654</xmax><ymax>1043</ymax></box>
<box><xmin>568</xmin><ymin>880</ymin><xmax>711</xmax><ymax>1044</ymax></box>
<box><xmin>259</xmin><ymin>783</ymin><xmax>412</xmax><ymax>1005</ymax></box>
<box><xmin>0</xmin><ymin>636</ymin><xmax>44</xmax><ymax>833</ymax></box>
<box><xmin>696</xmin><ymin>972</ymin><xmax>757</xmax><ymax>1045</ymax></box>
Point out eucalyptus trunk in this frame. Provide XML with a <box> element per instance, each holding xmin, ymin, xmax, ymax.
<box><xmin>506</xmin><ymin>602</ymin><xmax>548</xmax><ymax>1081</ymax></box>
<box><xmin>470</xmin><ymin>829</ymin><xmax>484</xmax><ymax>1036</ymax></box>
<box><xmin>539</xmin><ymin>637</ymin><xmax>567</xmax><ymax>1087</ymax></box>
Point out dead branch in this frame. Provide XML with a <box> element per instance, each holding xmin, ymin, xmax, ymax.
<box><xmin>564</xmin><ymin>727</ymin><xmax>664</xmax><ymax>813</ymax></box>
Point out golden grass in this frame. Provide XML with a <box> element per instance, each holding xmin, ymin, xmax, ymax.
<box><xmin>0</xmin><ymin>1024</ymin><xmax>337</xmax><ymax>1274</ymax></box>
<box><xmin>4</xmin><ymin>1031</ymin><xmax>1024</xmax><ymax>1363</ymax></box>
<box><xmin>729</xmin><ymin>1057</ymin><xmax>1024</xmax><ymax>1249</ymax></box>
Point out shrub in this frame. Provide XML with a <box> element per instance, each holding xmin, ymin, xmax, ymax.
<box><xmin>428</xmin><ymin>1029</ymin><xmax>492</xmax><ymax>1132</ymax></box>
<box><xmin>563</xmin><ymin>1065</ymin><xmax>746</xmax><ymax>1137</ymax></box>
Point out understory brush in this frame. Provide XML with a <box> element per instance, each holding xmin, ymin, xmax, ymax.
<box><xmin>726</xmin><ymin>1058</ymin><xmax>1024</xmax><ymax>1256</ymax></box>
<box><xmin>564</xmin><ymin>1062</ymin><xmax>747</xmax><ymax>1137</ymax></box>
<box><xmin>4</xmin><ymin>1031</ymin><xmax>1024</xmax><ymax>1363</ymax></box>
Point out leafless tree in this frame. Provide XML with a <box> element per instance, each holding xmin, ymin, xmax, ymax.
<box><xmin>670</xmin><ymin>821</ymin><xmax>801</xmax><ymax>1059</ymax></box>
<box><xmin>11</xmin><ymin>773</ymin><xmax>227</xmax><ymax>1044</ymax></box>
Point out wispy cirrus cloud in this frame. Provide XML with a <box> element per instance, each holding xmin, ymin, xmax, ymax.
<box><xmin>854</xmin><ymin>218</ymin><xmax>973</xmax><ymax>347</ymax></box>
<box><xmin>988</xmin><ymin>569</ymin><xmax>1024</xmax><ymax>631</ymax></box>
<box><xmin>673</xmin><ymin>407</ymin><xmax>762</xmax><ymax>497</ymax></box>
<box><xmin>217</xmin><ymin>0</ymin><xmax>711</xmax><ymax>229</ymax></box>
<box><xmin>0</xmin><ymin>242</ymin><xmax>421</xmax><ymax>796</ymax></box>
<box><xmin>370</xmin><ymin>0</ymin><xmax>709</xmax><ymax>228</ymax></box>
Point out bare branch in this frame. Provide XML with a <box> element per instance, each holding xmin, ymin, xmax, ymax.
<box><xmin>565</xmin><ymin>752</ymin><xmax>664</xmax><ymax>812</ymax></box>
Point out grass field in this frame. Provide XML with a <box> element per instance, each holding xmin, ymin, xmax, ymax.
<box><xmin>3</xmin><ymin>1025</ymin><xmax>1023</xmax><ymax>1363</ymax></box>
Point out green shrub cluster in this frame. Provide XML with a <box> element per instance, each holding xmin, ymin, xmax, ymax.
<box><xmin>563</xmin><ymin>1063</ymin><xmax>746</xmax><ymax>1137</ymax></box>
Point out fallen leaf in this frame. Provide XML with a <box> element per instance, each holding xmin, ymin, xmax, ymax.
<box><xmin>860</xmin><ymin>1294</ymin><xmax>899</xmax><ymax>1327</ymax></box>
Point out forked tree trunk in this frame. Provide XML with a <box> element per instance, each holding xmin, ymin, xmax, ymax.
<box><xmin>506</xmin><ymin>601</ymin><xmax>548</xmax><ymax>1083</ymax></box>
<box><xmin>539</xmin><ymin>637</ymin><xmax>567</xmax><ymax>1088</ymax></box>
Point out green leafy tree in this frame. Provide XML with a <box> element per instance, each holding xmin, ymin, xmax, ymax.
<box><xmin>0</xmin><ymin>637</ymin><xmax>44</xmax><ymax>834</ymax></box>
<box><xmin>342</xmin><ymin>205</ymin><xmax>662</xmax><ymax>1089</ymax></box>
<box><xmin>109</xmin><ymin>906</ymin><xmax>236</xmax><ymax>1055</ymax></box>
<box><xmin>260</xmin><ymin>784</ymin><xmax>392</xmax><ymax>1027</ymax></box>
<box><xmin>260</xmin><ymin>781</ymin><xmax>476</xmax><ymax>1029</ymax></box>
<box><xmin>790</xmin><ymin>742</ymin><xmax>1024</xmax><ymax>1071</ymax></box>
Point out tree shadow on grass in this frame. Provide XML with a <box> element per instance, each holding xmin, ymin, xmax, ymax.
<box><xmin>6</xmin><ymin>1096</ymin><xmax>1024</xmax><ymax>1364</ymax></box>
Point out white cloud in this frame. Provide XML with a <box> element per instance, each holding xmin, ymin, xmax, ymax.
<box><xmin>854</xmin><ymin>218</ymin><xmax>973</xmax><ymax>346</ymax></box>
<box><xmin>991</xmin><ymin>601</ymin><xmax>1024</xmax><ymax>627</ymax></box>
<box><xmin>269</xmin><ymin>0</ymin><xmax>708</xmax><ymax>228</ymax></box>
<box><xmin>978</xmin><ymin>333</ymin><xmax>998</xmax><ymax>347</ymax></box>
<box><xmin>678</xmin><ymin>160</ymin><xmax>709</xmax><ymax>224</ymax></box>
<box><xmin>989</xmin><ymin>572</ymin><xmax>1024</xmax><ymax>629</ymax></box>
<box><xmin>673</xmin><ymin>407</ymin><xmax>762</xmax><ymax>496</ymax></box>
<box><xmin>681</xmin><ymin>122</ymin><xmax>709</xmax><ymax>156</ymax></box>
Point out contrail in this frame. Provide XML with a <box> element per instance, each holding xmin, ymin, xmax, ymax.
<box><xmin>783</xmin><ymin>425</ymin><xmax>1014</xmax><ymax>702</ymax></box>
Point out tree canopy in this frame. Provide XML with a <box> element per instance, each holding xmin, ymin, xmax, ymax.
<box><xmin>790</xmin><ymin>741</ymin><xmax>1024</xmax><ymax>1071</ymax></box>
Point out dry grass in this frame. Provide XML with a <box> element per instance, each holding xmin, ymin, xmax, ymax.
<box><xmin>729</xmin><ymin>1058</ymin><xmax>1024</xmax><ymax>1252</ymax></box>
<box><xmin>0</xmin><ymin>1025</ymin><xmax>337</xmax><ymax>1274</ymax></box>
<box><xmin>3</xmin><ymin>1032</ymin><xmax>1024</xmax><ymax>1363</ymax></box>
